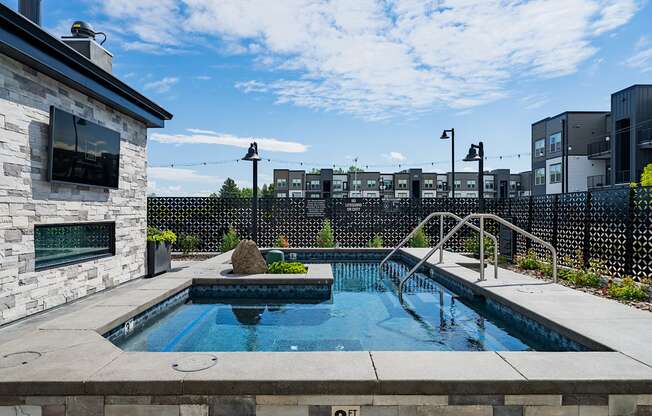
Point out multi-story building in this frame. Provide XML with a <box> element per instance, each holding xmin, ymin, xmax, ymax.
<box><xmin>531</xmin><ymin>112</ymin><xmax>610</xmax><ymax>196</ymax></box>
<box><xmin>274</xmin><ymin>169</ymin><xmax>306</xmax><ymax>198</ymax></box>
<box><xmin>531</xmin><ymin>84</ymin><xmax>652</xmax><ymax>194</ymax></box>
<box><xmin>273</xmin><ymin>168</ymin><xmax>531</xmax><ymax>199</ymax></box>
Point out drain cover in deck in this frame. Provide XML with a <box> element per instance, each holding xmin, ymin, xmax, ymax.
<box><xmin>0</xmin><ymin>351</ymin><xmax>41</xmax><ymax>368</ymax></box>
<box><xmin>171</xmin><ymin>354</ymin><xmax>218</xmax><ymax>372</ymax></box>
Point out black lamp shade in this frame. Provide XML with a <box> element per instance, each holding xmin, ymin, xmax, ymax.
<box><xmin>242</xmin><ymin>142</ymin><xmax>261</xmax><ymax>161</ymax></box>
<box><xmin>440</xmin><ymin>130</ymin><xmax>449</xmax><ymax>140</ymax></box>
<box><xmin>463</xmin><ymin>145</ymin><xmax>481</xmax><ymax>162</ymax></box>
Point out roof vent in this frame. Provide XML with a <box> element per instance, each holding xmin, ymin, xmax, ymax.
<box><xmin>62</xmin><ymin>21</ymin><xmax>113</xmax><ymax>73</ymax></box>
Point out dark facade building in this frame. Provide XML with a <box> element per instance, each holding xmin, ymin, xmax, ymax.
<box><xmin>531</xmin><ymin>85</ymin><xmax>652</xmax><ymax>195</ymax></box>
<box><xmin>273</xmin><ymin>168</ymin><xmax>531</xmax><ymax>199</ymax></box>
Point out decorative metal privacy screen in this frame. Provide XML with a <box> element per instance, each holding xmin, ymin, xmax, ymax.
<box><xmin>148</xmin><ymin>187</ymin><xmax>652</xmax><ymax>279</ymax></box>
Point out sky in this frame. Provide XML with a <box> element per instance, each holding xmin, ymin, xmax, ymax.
<box><xmin>4</xmin><ymin>0</ymin><xmax>652</xmax><ymax>195</ymax></box>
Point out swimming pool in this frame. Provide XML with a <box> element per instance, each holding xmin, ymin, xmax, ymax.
<box><xmin>112</xmin><ymin>255</ymin><xmax>587</xmax><ymax>352</ymax></box>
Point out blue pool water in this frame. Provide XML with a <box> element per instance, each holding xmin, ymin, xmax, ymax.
<box><xmin>114</xmin><ymin>261</ymin><xmax>580</xmax><ymax>352</ymax></box>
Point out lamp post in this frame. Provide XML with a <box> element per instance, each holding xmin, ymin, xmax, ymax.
<box><xmin>464</xmin><ymin>141</ymin><xmax>485</xmax><ymax>279</ymax></box>
<box><xmin>242</xmin><ymin>142</ymin><xmax>261</xmax><ymax>242</ymax></box>
<box><xmin>463</xmin><ymin>141</ymin><xmax>484</xmax><ymax>212</ymax></box>
<box><xmin>440</xmin><ymin>129</ymin><xmax>455</xmax><ymax>198</ymax></box>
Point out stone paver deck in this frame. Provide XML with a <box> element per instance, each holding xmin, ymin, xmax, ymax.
<box><xmin>0</xmin><ymin>249</ymin><xmax>650</xmax><ymax>397</ymax></box>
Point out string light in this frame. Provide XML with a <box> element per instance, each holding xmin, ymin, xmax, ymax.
<box><xmin>151</xmin><ymin>152</ymin><xmax>531</xmax><ymax>170</ymax></box>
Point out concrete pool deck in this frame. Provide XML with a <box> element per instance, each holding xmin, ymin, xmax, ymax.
<box><xmin>0</xmin><ymin>249</ymin><xmax>651</xmax><ymax>415</ymax></box>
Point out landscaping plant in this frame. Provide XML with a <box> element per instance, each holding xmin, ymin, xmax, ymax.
<box><xmin>409</xmin><ymin>227</ymin><xmax>429</xmax><ymax>248</ymax></box>
<box><xmin>608</xmin><ymin>277</ymin><xmax>648</xmax><ymax>301</ymax></box>
<box><xmin>267</xmin><ymin>261</ymin><xmax>308</xmax><ymax>274</ymax></box>
<box><xmin>463</xmin><ymin>235</ymin><xmax>495</xmax><ymax>257</ymax></box>
<box><xmin>275</xmin><ymin>234</ymin><xmax>290</xmax><ymax>248</ymax></box>
<box><xmin>317</xmin><ymin>219</ymin><xmax>335</xmax><ymax>248</ymax></box>
<box><xmin>177</xmin><ymin>234</ymin><xmax>200</xmax><ymax>255</ymax></box>
<box><xmin>368</xmin><ymin>234</ymin><xmax>384</xmax><ymax>248</ymax></box>
<box><xmin>147</xmin><ymin>227</ymin><xmax>177</xmax><ymax>245</ymax></box>
<box><xmin>517</xmin><ymin>249</ymin><xmax>540</xmax><ymax>270</ymax></box>
<box><xmin>219</xmin><ymin>227</ymin><xmax>240</xmax><ymax>253</ymax></box>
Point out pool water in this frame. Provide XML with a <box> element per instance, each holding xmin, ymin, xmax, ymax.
<box><xmin>115</xmin><ymin>261</ymin><xmax>574</xmax><ymax>352</ymax></box>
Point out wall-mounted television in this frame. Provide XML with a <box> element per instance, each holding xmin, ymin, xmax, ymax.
<box><xmin>48</xmin><ymin>106</ymin><xmax>120</xmax><ymax>189</ymax></box>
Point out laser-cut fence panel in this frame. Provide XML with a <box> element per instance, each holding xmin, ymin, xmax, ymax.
<box><xmin>148</xmin><ymin>187</ymin><xmax>652</xmax><ymax>277</ymax></box>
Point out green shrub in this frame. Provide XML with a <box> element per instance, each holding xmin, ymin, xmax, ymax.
<box><xmin>317</xmin><ymin>219</ymin><xmax>335</xmax><ymax>248</ymax></box>
<box><xmin>219</xmin><ymin>227</ymin><xmax>240</xmax><ymax>253</ymax></box>
<box><xmin>608</xmin><ymin>277</ymin><xmax>648</xmax><ymax>301</ymax></box>
<box><xmin>147</xmin><ymin>227</ymin><xmax>177</xmax><ymax>245</ymax></box>
<box><xmin>275</xmin><ymin>234</ymin><xmax>289</xmax><ymax>248</ymax></box>
<box><xmin>463</xmin><ymin>236</ymin><xmax>495</xmax><ymax>257</ymax></box>
<box><xmin>641</xmin><ymin>163</ymin><xmax>652</xmax><ymax>187</ymax></box>
<box><xmin>368</xmin><ymin>234</ymin><xmax>384</xmax><ymax>248</ymax></box>
<box><xmin>409</xmin><ymin>227</ymin><xmax>429</xmax><ymax>248</ymax></box>
<box><xmin>517</xmin><ymin>249</ymin><xmax>540</xmax><ymax>270</ymax></box>
<box><xmin>267</xmin><ymin>261</ymin><xmax>308</xmax><ymax>274</ymax></box>
<box><xmin>566</xmin><ymin>269</ymin><xmax>602</xmax><ymax>288</ymax></box>
<box><xmin>177</xmin><ymin>234</ymin><xmax>199</xmax><ymax>255</ymax></box>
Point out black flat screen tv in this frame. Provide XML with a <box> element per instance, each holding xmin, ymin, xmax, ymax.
<box><xmin>48</xmin><ymin>106</ymin><xmax>120</xmax><ymax>189</ymax></box>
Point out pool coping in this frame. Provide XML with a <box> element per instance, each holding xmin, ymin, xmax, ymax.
<box><xmin>0</xmin><ymin>249</ymin><xmax>651</xmax><ymax>396</ymax></box>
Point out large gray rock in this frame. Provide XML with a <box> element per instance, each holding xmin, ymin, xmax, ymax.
<box><xmin>231</xmin><ymin>240</ymin><xmax>267</xmax><ymax>274</ymax></box>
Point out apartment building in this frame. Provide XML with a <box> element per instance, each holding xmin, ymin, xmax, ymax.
<box><xmin>531</xmin><ymin>84</ymin><xmax>652</xmax><ymax>195</ymax></box>
<box><xmin>273</xmin><ymin>168</ymin><xmax>531</xmax><ymax>199</ymax></box>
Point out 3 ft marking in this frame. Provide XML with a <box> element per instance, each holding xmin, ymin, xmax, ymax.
<box><xmin>332</xmin><ymin>407</ymin><xmax>360</xmax><ymax>416</ymax></box>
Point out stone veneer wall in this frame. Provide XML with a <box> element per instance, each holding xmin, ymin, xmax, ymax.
<box><xmin>0</xmin><ymin>53</ymin><xmax>148</xmax><ymax>324</ymax></box>
<box><xmin>0</xmin><ymin>394</ymin><xmax>651</xmax><ymax>416</ymax></box>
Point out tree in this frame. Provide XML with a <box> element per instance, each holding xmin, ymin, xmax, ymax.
<box><xmin>309</xmin><ymin>168</ymin><xmax>321</xmax><ymax>174</ymax></box>
<box><xmin>641</xmin><ymin>163</ymin><xmax>652</xmax><ymax>187</ymax></box>
<box><xmin>239</xmin><ymin>187</ymin><xmax>254</xmax><ymax>198</ymax></box>
<box><xmin>219</xmin><ymin>178</ymin><xmax>241</xmax><ymax>198</ymax></box>
<box><xmin>262</xmin><ymin>184</ymin><xmax>276</xmax><ymax>198</ymax></box>
<box><xmin>348</xmin><ymin>166</ymin><xmax>364</xmax><ymax>173</ymax></box>
<box><xmin>409</xmin><ymin>227</ymin><xmax>430</xmax><ymax>248</ymax></box>
<box><xmin>316</xmin><ymin>219</ymin><xmax>335</xmax><ymax>247</ymax></box>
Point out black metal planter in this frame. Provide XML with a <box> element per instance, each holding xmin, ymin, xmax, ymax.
<box><xmin>146</xmin><ymin>241</ymin><xmax>171</xmax><ymax>278</ymax></box>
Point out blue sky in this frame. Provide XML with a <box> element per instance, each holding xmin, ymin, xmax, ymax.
<box><xmin>5</xmin><ymin>0</ymin><xmax>652</xmax><ymax>195</ymax></box>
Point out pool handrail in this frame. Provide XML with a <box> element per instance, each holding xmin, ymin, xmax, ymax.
<box><xmin>397</xmin><ymin>213</ymin><xmax>558</xmax><ymax>297</ymax></box>
<box><xmin>379</xmin><ymin>211</ymin><xmax>499</xmax><ymax>279</ymax></box>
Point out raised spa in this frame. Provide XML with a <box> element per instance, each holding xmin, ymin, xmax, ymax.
<box><xmin>108</xmin><ymin>252</ymin><xmax>589</xmax><ymax>353</ymax></box>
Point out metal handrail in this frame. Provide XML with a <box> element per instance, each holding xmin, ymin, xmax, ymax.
<box><xmin>379</xmin><ymin>212</ymin><xmax>499</xmax><ymax>278</ymax></box>
<box><xmin>398</xmin><ymin>213</ymin><xmax>557</xmax><ymax>296</ymax></box>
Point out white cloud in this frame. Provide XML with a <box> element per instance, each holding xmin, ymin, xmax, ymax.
<box><xmin>195</xmin><ymin>75</ymin><xmax>212</xmax><ymax>80</ymax></box>
<box><xmin>99</xmin><ymin>0</ymin><xmax>640</xmax><ymax>119</ymax></box>
<box><xmin>148</xmin><ymin>166</ymin><xmax>220</xmax><ymax>182</ymax></box>
<box><xmin>520</xmin><ymin>93</ymin><xmax>550</xmax><ymax>110</ymax></box>
<box><xmin>626</xmin><ymin>36</ymin><xmax>652</xmax><ymax>73</ymax></box>
<box><xmin>143</xmin><ymin>77</ymin><xmax>179</xmax><ymax>93</ymax></box>
<box><xmin>382</xmin><ymin>151</ymin><xmax>406</xmax><ymax>162</ymax></box>
<box><xmin>150</xmin><ymin>129</ymin><xmax>309</xmax><ymax>153</ymax></box>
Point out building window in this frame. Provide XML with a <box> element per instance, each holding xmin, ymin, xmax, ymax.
<box><xmin>549</xmin><ymin>132</ymin><xmax>561</xmax><ymax>153</ymax></box>
<box><xmin>352</xmin><ymin>180</ymin><xmax>362</xmax><ymax>190</ymax></box>
<box><xmin>35</xmin><ymin>222</ymin><xmax>115</xmax><ymax>270</ymax></box>
<box><xmin>276</xmin><ymin>178</ymin><xmax>287</xmax><ymax>187</ymax></box>
<box><xmin>424</xmin><ymin>179</ymin><xmax>434</xmax><ymax>188</ymax></box>
<box><xmin>367</xmin><ymin>180</ymin><xmax>377</xmax><ymax>188</ymax></box>
<box><xmin>535</xmin><ymin>139</ymin><xmax>545</xmax><ymax>157</ymax></box>
<box><xmin>535</xmin><ymin>168</ymin><xmax>545</xmax><ymax>186</ymax></box>
<box><xmin>291</xmin><ymin>178</ymin><xmax>302</xmax><ymax>188</ymax></box>
<box><xmin>308</xmin><ymin>180</ymin><xmax>320</xmax><ymax>190</ymax></box>
<box><xmin>398</xmin><ymin>179</ymin><xmax>407</xmax><ymax>189</ymax></box>
<box><xmin>382</xmin><ymin>178</ymin><xmax>393</xmax><ymax>190</ymax></box>
<box><xmin>484</xmin><ymin>180</ymin><xmax>494</xmax><ymax>190</ymax></box>
<box><xmin>510</xmin><ymin>180</ymin><xmax>517</xmax><ymax>190</ymax></box>
<box><xmin>467</xmin><ymin>180</ymin><xmax>476</xmax><ymax>189</ymax></box>
<box><xmin>454</xmin><ymin>180</ymin><xmax>461</xmax><ymax>189</ymax></box>
<box><xmin>549</xmin><ymin>163</ymin><xmax>562</xmax><ymax>184</ymax></box>
<box><xmin>333</xmin><ymin>180</ymin><xmax>343</xmax><ymax>191</ymax></box>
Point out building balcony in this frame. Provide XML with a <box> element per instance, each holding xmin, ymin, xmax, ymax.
<box><xmin>587</xmin><ymin>174</ymin><xmax>610</xmax><ymax>189</ymax></box>
<box><xmin>615</xmin><ymin>170</ymin><xmax>631</xmax><ymax>184</ymax></box>
<box><xmin>587</xmin><ymin>140</ymin><xmax>611</xmax><ymax>159</ymax></box>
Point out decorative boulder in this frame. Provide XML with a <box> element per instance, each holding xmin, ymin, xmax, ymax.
<box><xmin>231</xmin><ymin>240</ymin><xmax>267</xmax><ymax>274</ymax></box>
